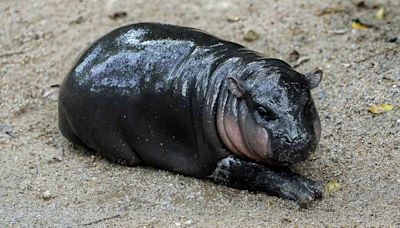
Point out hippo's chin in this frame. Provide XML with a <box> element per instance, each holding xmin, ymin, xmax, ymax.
<box><xmin>247</xmin><ymin>126</ymin><xmax>273</xmax><ymax>161</ymax></box>
<box><xmin>217</xmin><ymin>108</ymin><xmax>273</xmax><ymax>162</ymax></box>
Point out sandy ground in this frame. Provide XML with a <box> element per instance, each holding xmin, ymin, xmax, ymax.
<box><xmin>1</xmin><ymin>0</ymin><xmax>399</xmax><ymax>227</ymax></box>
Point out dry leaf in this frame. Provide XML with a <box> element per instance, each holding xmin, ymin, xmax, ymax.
<box><xmin>367</xmin><ymin>103</ymin><xmax>394</xmax><ymax>114</ymax></box>
<box><xmin>351</xmin><ymin>19</ymin><xmax>372</xmax><ymax>29</ymax></box>
<box><xmin>293</xmin><ymin>56</ymin><xmax>310</xmax><ymax>68</ymax></box>
<box><xmin>376</xmin><ymin>7</ymin><xmax>384</xmax><ymax>20</ymax></box>
<box><xmin>288</xmin><ymin>50</ymin><xmax>300</xmax><ymax>62</ymax></box>
<box><xmin>324</xmin><ymin>179</ymin><xmax>341</xmax><ymax>193</ymax></box>
<box><xmin>243</xmin><ymin>30</ymin><xmax>259</xmax><ymax>42</ymax></box>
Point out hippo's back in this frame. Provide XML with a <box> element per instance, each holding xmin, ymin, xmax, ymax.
<box><xmin>66</xmin><ymin>23</ymin><xmax>241</xmax><ymax>97</ymax></box>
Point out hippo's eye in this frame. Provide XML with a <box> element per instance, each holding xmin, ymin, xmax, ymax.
<box><xmin>256</xmin><ymin>106</ymin><xmax>278</xmax><ymax>121</ymax></box>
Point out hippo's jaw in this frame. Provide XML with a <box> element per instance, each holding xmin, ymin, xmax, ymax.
<box><xmin>314</xmin><ymin>118</ymin><xmax>322</xmax><ymax>145</ymax></box>
<box><xmin>216</xmin><ymin>97</ymin><xmax>273</xmax><ymax>162</ymax></box>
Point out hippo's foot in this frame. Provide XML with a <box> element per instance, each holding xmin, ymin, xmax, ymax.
<box><xmin>210</xmin><ymin>156</ymin><xmax>323</xmax><ymax>206</ymax></box>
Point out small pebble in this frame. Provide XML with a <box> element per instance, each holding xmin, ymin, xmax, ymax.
<box><xmin>227</xmin><ymin>16</ymin><xmax>240</xmax><ymax>22</ymax></box>
<box><xmin>52</xmin><ymin>156</ymin><xmax>62</xmax><ymax>163</ymax></box>
<box><xmin>42</xmin><ymin>190</ymin><xmax>52</xmax><ymax>200</ymax></box>
<box><xmin>343</xmin><ymin>63</ymin><xmax>351</xmax><ymax>68</ymax></box>
<box><xmin>318</xmin><ymin>91</ymin><xmax>327</xmax><ymax>100</ymax></box>
<box><xmin>387</xmin><ymin>37</ymin><xmax>398</xmax><ymax>43</ymax></box>
<box><xmin>69</xmin><ymin>16</ymin><xmax>84</xmax><ymax>25</ymax></box>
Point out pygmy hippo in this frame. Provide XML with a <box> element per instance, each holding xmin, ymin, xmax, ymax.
<box><xmin>59</xmin><ymin>23</ymin><xmax>323</xmax><ymax>204</ymax></box>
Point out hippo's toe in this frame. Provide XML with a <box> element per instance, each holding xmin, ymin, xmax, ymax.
<box><xmin>278</xmin><ymin>175</ymin><xmax>323</xmax><ymax>206</ymax></box>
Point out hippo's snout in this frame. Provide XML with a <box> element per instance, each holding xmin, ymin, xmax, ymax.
<box><xmin>270</xmin><ymin>120</ymin><xmax>320</xmax><ymax>165</ymax></box>
<box><xmin>275</xmin><ymin>139</ymin><xmax>317</xmax><ymax>165</ymax></box>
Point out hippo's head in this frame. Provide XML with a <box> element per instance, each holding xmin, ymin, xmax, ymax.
<box><xmin>217</xmin><ymin>66</ymin><xmax>322</xmax><ymax>165</ymax></box>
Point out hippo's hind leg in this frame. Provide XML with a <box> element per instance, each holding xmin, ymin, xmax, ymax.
<box><xmin>94</xmin><ymin>131</ymin><xmax>143</xmax><ymax>167</ymax></box>
<box><xmin>59</xmin><ymin>107</ymin><xmax>142</xmax><ymax>166</ymax></box>
<box><xmin>210</xmin><ymin>156</ymin><xmax>323</xmax><ymax>205</ymax></box>
<box><xmin>58</xmin><ymin>107</ymin><xmax>86</xmax><ymax>147</ymax></box>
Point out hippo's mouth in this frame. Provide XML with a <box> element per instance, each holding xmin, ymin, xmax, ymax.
<box><xmin>216</xmin><ymin>98</ymin><xmax>273</xmax><ymax>162</ymax></box>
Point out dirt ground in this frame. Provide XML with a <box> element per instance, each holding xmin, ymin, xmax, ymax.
<box><xmin>1</xmin><ymin>0</ymin><xmax>399</xmax><ymax>227</ymax></box>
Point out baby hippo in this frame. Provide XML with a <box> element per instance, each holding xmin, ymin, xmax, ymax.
<box><xmin>59</xmin><ymin>23</ymin><xmax>323</xmax><ymax>204</ymax></box>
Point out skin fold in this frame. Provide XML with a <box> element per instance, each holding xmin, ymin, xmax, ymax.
<box><xmin>59</xmin><ymin>23</ymin><xmax>323</xmax><ymax>204</ymax></box>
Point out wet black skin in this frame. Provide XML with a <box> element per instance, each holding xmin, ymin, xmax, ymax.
<box><xmin>59</xmin><ymin>23</ymin><xmax>323</xmax><ymax>204</ymax></box>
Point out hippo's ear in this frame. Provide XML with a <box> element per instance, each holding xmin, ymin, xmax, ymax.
<box><xmin>304</xmin><ymin>69</ymin><xmax>323</xmax><ymax>89</ymax></box>
<box><xmin>227</xmin><ymin>76</ymin><xmax>245</xmax><ymax>99</ymax></box>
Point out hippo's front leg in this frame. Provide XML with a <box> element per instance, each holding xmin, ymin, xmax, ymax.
<box><xmin>210</xmin><ymin>156</ymin><xmax>323</xmax><ymax>205</ymax></box>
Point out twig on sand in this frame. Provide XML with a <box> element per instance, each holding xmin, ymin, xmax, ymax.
<box><xmin>355</xmin><ymin>46</ymin><xmax>398</xmax><ymax>63</ymax></box>
<box><xmin>81</xmin><ymin>214</ymin><xmax>121</xmax><ymax>226</ymax></box>
<box><xmin>0</xmin><ymin>50</ymin><xmax>25</xmax><ymax>58</ymax></box>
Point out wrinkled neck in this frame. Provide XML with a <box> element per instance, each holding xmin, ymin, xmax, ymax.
<box><xmin>213</xmin><ymin>60</ymin><xmax>274</xmax><ymax>162</ymax></box>
<box><xmin>202</xmin><ymin>56</ymin><xmax>274</xmax><ymax>161</ymax></box>
<box><xmin>216</xmin><ymin>93</ymin><xmax>266</xmax><ymax>161</ymax></box>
